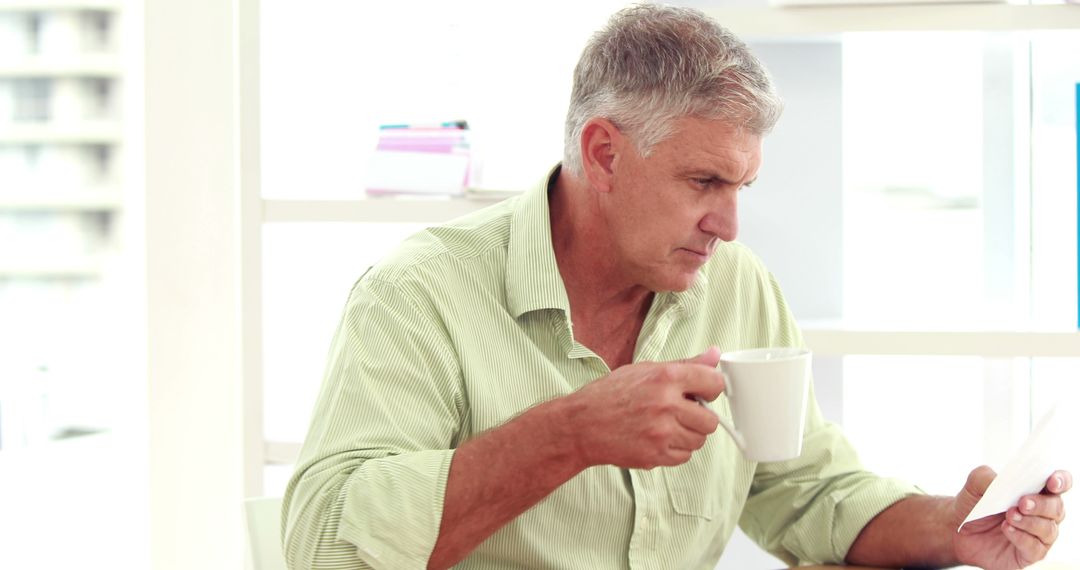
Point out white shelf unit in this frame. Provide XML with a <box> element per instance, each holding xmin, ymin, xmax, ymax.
<box><xmin>0</xmin><ymin>256</ymin><xmax>101</xmax><ymax>278</ymax></box>
<box><xmin>0</xmin><ymin>56</ymin><xmax>123</xmax><ymax>77</ymax></box>
<box><xmin>707</xmin><ymin>3</ymin><xmax>1080</xmax><ymax>36</ymax></box>
<box><xmin>243</xmin><ymin>1</ymin><xmax>1080</xmax><ymax>487</ymax></box>
<box><xmin>0</xmin><ymin>0</ymin><xmax>120</xmax><ymax>10</ymax></box>
<box><xmin>0</xmin><ymin>123</ymin><xmax>122</xmax><ymax>144</ymax></box>
<box><xmin>0</xmin><ymin>189</ymin><xmax>121</xmax><ymax>211</ymax></box>
<box><xmin>803</xmin><ymin>329</ymin><xmax>1080</xmax><ymax>357</ymax></box>
<box><xmin>262</xmin><ymin>195</ymin><xmax>509</xmax><ymax>224</ymax></box>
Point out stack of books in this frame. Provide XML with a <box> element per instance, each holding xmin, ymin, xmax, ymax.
<box><xmin>365</xmin><ymin>120</ymin><xmax>473</xmax><ymax>197</ymax></box>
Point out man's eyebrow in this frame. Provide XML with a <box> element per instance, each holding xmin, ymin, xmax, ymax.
<box><xmin>682</xmin><ymin>170</ymin><xmax>757</xmax><ymax>187</ymax></box>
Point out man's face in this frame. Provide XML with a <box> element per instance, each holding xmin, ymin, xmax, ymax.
<box><xmin>599</xmin><ymin>116</ymin><xmax>762</xmax><ymax>292</ymax></box>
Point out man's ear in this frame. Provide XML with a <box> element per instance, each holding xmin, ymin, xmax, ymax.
<box><xmin>579</xmin><ymin>118</ymin><xmax>623</xmax><ymax>194</ymax></box>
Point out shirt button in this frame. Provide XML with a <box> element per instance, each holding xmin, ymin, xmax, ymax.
<box><xmin>640</xmin><ymin>516</ymin><xmax>649</xmax><ymax>527</ymax></box>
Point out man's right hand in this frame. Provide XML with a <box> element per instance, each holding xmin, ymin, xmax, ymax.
<box><xmin>558</xmin><ymin>346</ymin><xmax>725</xmax><ymax>470</ymax></box>
<box><xmin>428</xmin><ymin>346</ymin><xmax>724</xmax><ymax>569</ymax></box>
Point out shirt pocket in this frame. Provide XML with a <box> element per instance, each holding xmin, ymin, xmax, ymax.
<box><xmin>661</xmin><ymin>444</ymin><xmax>723</xmax><ymax>520</ymax></box>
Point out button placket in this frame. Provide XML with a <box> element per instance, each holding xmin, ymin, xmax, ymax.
<box><xmin>627</xmin><ymin>469</ymin><xmax>644</xmax><ymax>569</ymax></box>
<box><xmin>634</xmin><ymin>308</ymin><xmax>676</xmax><ymax>363</ymax></box>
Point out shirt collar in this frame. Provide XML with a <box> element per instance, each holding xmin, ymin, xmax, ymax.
<box><xmin>506</xmin><ymin>164</ymin><xmax>571</xmax><ymax>318</ymax></box>
<box><xmin>506</xmin><ymin>163</ymin><xmax>714</xmax><ymax>319</ymax></box>
<box><xmin>670</xmin><ymin>259</ymin><xmax>709</xmax><ymax>316</ymax></box>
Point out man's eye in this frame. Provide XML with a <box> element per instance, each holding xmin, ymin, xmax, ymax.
<box><xmin>693</xmin><ymin>178</ymin><xmax>714</xmax><ymax>188</ymax></box>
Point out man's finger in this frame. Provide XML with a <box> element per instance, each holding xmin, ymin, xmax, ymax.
<box><xmin>669</xmin><ymin>428</ymin><xmax>708</xmax><ymax>452</ymax></box>
<box><xmin>1044</xmin><ymin>470</ymin><xmax>1073</xmax><ymax>495</ymax></box>
<box><xmin>678</xmin><ymin>365</ymin><xmax>725</xmax><ymax>402</ymax></box>
<box><xmin>1019</xmin><ymin>494</ymin><xmax>1066</xmax><ymax>523</ymax></box>
<box><xmin>675</xmin><ymin>400</ymin><xmax>720</xmax><ymax>435</ymax></box>
<box><xmin>1007</xmin><ymin>507</ymin><xmax>1060</xmax><ymax>547</ymax></box>
<box><xmin>679</xmin><ymin>346</ymin><xmax>722</xmax><ymax>368</ymax></box>
<box><xmin>1002</xmin><ymin>519</ymin><xmax>1050</xmax><ymax>566</ymax></box>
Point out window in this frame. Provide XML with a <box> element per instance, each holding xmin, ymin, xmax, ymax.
<box><xmin>254</xmin><ymin>3</ymin><xmax>1080</xmax><ymax>568</ymax></box>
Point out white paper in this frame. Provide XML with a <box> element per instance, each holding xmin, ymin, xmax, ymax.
<box><xmin>959</xmin><ymin>405</ymin><xmax>1063</xmax><ymax>531</ymax></box>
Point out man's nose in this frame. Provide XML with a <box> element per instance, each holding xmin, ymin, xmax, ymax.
<box><xmin>698</xmin><ymin>192</ymin><xmax>738</xmax><ymax>242</ymax></box>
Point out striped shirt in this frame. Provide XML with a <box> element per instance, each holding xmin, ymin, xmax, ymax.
<box><xmin>281</xmin><ymin>166</ymin><xmax>921</xmax><ymax>569</ymax></box>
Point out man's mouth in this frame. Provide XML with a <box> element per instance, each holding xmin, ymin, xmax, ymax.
<box><xmin>678</xmin><ymin>247</ymin><xmax>711</xmax><ymax>262</ymax></box>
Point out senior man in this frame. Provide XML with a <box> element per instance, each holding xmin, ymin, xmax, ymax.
<box><xmin>282</xmin><ymin>5</ymin><xmax>1070</xmax><ymax>569</ymax></box>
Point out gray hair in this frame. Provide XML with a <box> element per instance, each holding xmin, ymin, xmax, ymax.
<box><xmin>563</xmin><ymin>4</ymin><xmax>783</xmax><ymax>176</ymax></box>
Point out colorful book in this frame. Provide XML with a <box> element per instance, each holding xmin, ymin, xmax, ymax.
<box><xmin>365</xmin><ymin>121</ymin><xmax>473</xmax><ymax>196</ymax></box>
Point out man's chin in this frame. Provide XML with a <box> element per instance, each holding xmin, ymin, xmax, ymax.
<box><xmin>655</xmin><ymin>271</ymin><xmax>699</xmax><ymax>293</ymax></box>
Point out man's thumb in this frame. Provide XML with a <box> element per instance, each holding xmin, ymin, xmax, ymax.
<box><xmin>955</xmin><ymin>465</ymin><xmax>997</xmax><ymax>525</ymax></box>
<box><xmin>962</xmin><ymin>465</ymin><xmax>997</xmax><ymax>498</ymax></box>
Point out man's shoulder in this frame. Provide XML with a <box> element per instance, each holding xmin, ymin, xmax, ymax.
<box><xmin>707</xmin><ymin>240</ymin><xmax>770</xmax><ymax>277</ymax></box>
<box><xmin>363</xmin><ymin>197</ymin><xmax>518</xmax><ymax>288</ymax></box>
<box><xmin>698</xmin><ymin>240</ymin><xmax>781</xmax><ymax>303</ymax></box>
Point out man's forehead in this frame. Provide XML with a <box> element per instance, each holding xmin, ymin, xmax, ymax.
<box><xmin>662</xmin><ymin>120</ymin><xmax>762</xmax><ymax>178</ymax></box>
<box><xmin>669</xmin><ymin>116</ymin><xmax>761</xmax><ymax>147</ymax></box>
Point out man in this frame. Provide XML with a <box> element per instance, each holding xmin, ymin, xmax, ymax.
<box><xmin>282</xmin><ymin>5</ymin><xmax>1070</xmax><ymax>569</ymax></box>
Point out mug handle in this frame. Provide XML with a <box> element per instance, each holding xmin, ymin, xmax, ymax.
<box><xmin>695</xmin><ymin>371</ymin><xmax>746</xmax><ymax>451</ymax></box>
<box><xmin>715</xmin><ymin>413</ymin><xmax>746</xmax><ymax>452</ymax></box>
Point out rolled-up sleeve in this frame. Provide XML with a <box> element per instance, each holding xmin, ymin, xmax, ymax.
<box><xmin>282</xmin><ymin>276</ymin><xmax>464</xmax><ymax>569</ymax></box>
<box><xmin>738</xmin><ymin>271</ymin><xmax>922</xmax><ymax>566</ymax></box>
<box><xmin>739</xmin><ymin>398</ymin><xmax>923</xmax><ymax>566</ymax></box>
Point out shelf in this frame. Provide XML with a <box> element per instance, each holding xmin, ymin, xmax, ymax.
<box><xmin>802</xmin><ymin>328</ymin><xmax>1080</xmax><ymax>357</ymax></box>
<box><xmin>0</xmin><ymin>190</ymin><xmax>121</xmax><ymax>211</ymax></box>
<box><xmin>0</xmin><ymin>0</ymin><xmax>120</xmax><ymax>10</ymax></box>
<box><xmin>264</xmin><ymin>441</ymin><xmax>301</xmax><ymax>465</ymax></box>
<box><xmin>707</xmin><ymin>4</ymin><xmax>1080</xmax><ymax>37</ymax></box>
<box><xmin>262</xmin><ymin>195</ymin><xmax>511</xmax><ymax>224</ymax></box>
<box><xmin>0</xmin><ymin>123</ymin><xmax>121</xmax><ymax>144</ymax></box>
<box><xmin>0</xmin><ymin>256</ymin><xmax>101</xmax><ymax>278</ymax></box>
<box><xmin>0</xmin><ymin>56</ymin><xmax>122</xmax><ymax>77</ymax></box>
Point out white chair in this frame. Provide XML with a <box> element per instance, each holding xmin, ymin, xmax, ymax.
<box><xmin>243</xmin><ymin>497</ymin><xmax>288</xmax><ymax>570</ymax></box>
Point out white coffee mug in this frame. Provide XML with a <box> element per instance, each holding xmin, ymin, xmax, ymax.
<box><xmin>716</xmin><ymin>347</ymin><xmax>811</xmax><ymax>462</ymax></box>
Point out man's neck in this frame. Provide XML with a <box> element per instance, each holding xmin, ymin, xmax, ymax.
<box><xmin>548</xmin><ymin>170</ymin><xmax>653</xmax><ymax>322</ymax></box>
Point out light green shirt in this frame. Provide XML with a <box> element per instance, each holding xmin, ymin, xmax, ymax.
<box><xmin>282</xmin><ymin>166</ymin><xmax>920</xmax><ymax>569</ymax></box>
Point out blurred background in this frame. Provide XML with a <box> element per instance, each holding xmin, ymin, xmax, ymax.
<box><xmin>0</xmin><ymin>0</ymin><xmax>1078</xmax><ymax>568</ymax></box>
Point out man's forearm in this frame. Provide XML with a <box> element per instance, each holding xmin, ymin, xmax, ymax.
<box><xmin>427</xmin><ymin>397</ymin><xmax>587</xmax><ymax>569</ymax></box>
<box><xmin>846</xmin><ymin>494</ymin><xmax>960</xmax><ymax>568</ymax></box>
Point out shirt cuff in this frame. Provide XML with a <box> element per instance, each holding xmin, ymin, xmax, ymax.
<box><xmin>820</xmin><ymin>477</ymin><xmax>924</xmax><ymax>564</ymax></box>
<box><xmin>337</xmin><ymin>449</ymin><xmax>455</xmax><ymax>570</ymax></box>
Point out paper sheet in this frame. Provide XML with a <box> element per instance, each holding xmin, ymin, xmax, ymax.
<box><xmin>959</xmin><ymin>404</ymin><xmax>1063</xmax><ymax>531</ymax></box>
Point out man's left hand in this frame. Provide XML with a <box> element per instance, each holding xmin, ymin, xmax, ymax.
<box><xmin>953</xmin><ymin>466</ymin><xmax>1072</xmax><ymax>569</ymax></box>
